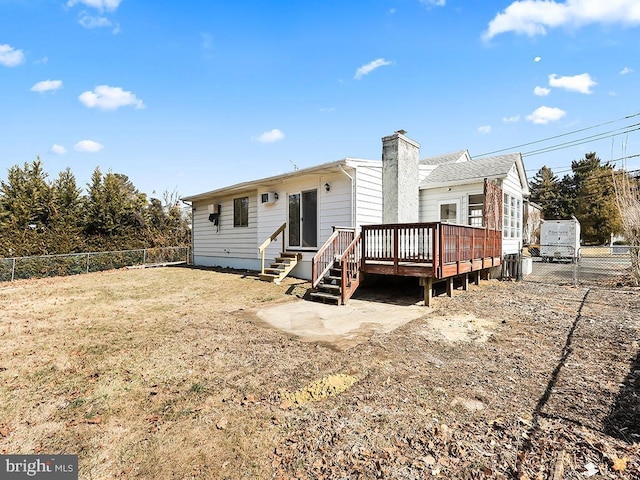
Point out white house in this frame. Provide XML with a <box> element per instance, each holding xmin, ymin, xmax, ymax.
<box><xmin>182</xmin><ymin>131</ymin><xmax>529</xmax><ymax>281</ymax></box>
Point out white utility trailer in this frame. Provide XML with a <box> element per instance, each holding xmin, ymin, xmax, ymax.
<box><xmin>540</xmin><ymin>218</ymin><xmax>581</xmax><ymax>263</ymax></box>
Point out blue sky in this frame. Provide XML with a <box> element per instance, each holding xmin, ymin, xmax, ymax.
<box><xmin>1</xmin><ymin>0</ymin><xmax>639</xmax><ymax>198</ymax></box>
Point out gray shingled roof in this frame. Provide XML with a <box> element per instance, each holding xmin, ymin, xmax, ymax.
<box><xmin>420</xmin><ymin>153</ymin><xmax>521</xmax><ymax>187</ymax></box>
<box><xmin>420</xmin><ymin>150</ymin><xmax>468</xmax><ymax>166</ymax></box>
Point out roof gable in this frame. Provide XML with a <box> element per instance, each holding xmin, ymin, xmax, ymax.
<box><xmin>420</xmin><ymin>153</ymin><xmax>528</xmax><ymax>191</ymax></box>
<box><xmin>420</xmin><ymin>150</ymin><xmax>470</xmax><ymax>166</ymax></box>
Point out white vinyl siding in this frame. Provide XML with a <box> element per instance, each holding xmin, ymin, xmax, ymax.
<box><xmin>354</xmin><ymin>165</ymin><xmax>382</xmax><ymax>227</ymax></box>
<box><xmin>419</xmin><ymin>183</ymin><xmax>484</xmax><ymax>223</ymax></box>
<box><xmin>256</xmin><ymin>173</ymin><xmax>352</xmax><ymax>278</ymax></box>
<box><xmin>192</xmin><ymin>192</ymin><xmax>258</xmax><ymax>267</ymax></box>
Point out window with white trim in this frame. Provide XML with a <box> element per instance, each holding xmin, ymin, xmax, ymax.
<box><xmin>503</xmin><ymin>193</ymin><xmax>522</xmax><ymax>239</ymax></box>
<box><xmin>468</xmin><ymin>194</ymin><xmax>484</xmax><ymax>227</ymax></box>
<box><xmin>439</xmin><ymin>202</ymin><xmax>458</xmax><ymax>224</ymax></box>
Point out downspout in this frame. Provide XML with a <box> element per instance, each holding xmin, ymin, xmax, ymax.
<box><xmin>339</xmin><ymin>164</ymin><xmax>356</xmax><ymax>228</ymax></box>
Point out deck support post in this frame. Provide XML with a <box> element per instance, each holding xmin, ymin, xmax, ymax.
<box><xmin>463</xmin><ymin>274</ymin><xmax>469</xmax><ymax>291</ymax></box>
<box><xmin>420</xmin><ymin>277</ymin><xmax>433</xmax><ymax>307</ymax></box>
<box><xmin>474</xmin><ymin>271</ymin><xmax>481</xmax><ymax>285</ymax></box>
<box><xmin>446</xmin><ymin>277</ymin><xmax>454</xmax><ymax>297</ymax></box>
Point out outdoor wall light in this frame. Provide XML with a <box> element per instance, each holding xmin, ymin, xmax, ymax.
<box><xmin>324</xmin><ymin>182</ymin><xmax>331</xmax><ymax>192</ymax></box>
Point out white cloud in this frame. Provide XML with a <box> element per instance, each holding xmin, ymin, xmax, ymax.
<box><xmin>548</xmin><ymin>73</ymin><xmax>596</xmax><ymax>94</ymax></box>
<box><xmin>252</xmin><ymin>129</ymin><xmax>285</xmax><ymax>144</ymax></box>
<box><xmin>0</xmin><ymin>44</ymin><xmax>25</xmax><ymax>67</ymax></box>
<box><xmin>389</xmin><ymin>8</ymin><xmax>396</xmax><ymax>14</ymax></box>
<box><xmin>79</xmin><ymin>85</ymin><xmax>145</xmax><ymax>110</ymax></box>
<box><xmin>79</xmin><ymin>13</ymin><xmax>110</xmax><ymax>27</ymax></box>
<box><xmin>620</xmin><ymin>66</ymin><xmax>633</xmax><ymax>75</ymax></box>
<box><xmin>420</xmin><ymin>0</ymin><xmax>446</xmax><ymax>6</ymax></box>
<box><xmin>526</xmin><ymin>106</ymin><xmax>567</xmax><ymax>124</ymax></box>
<box><xmin>31</xmin><ymin>80</ymin><xmax>63</xmax><ymax>93</ymax></box>
<box><xmin>534</xmin><ymin>86</ymin><xmax>550</xmax><ymax>96</ymax></box>
<box><xmin>78</xmin><ymin>12</ymin><xmax>120</xmax><ymax>32</ymax></box>
<box><xmin>74</xmin><ymin>140</ymin><xmax>104</xmax><ymax>152</ymax></box>
<box><xmin>483</xmin><ymin>0</ymin><xmax>640</xmax><ymax>41</ymax></box>
<box><xmin>534</xmin><ymin>56</ymin><xmax>541</xmax><ymax>62</ymax></box>
<box><xmin>478</xmin><ymin>125</ymin><xmax>492</xmax><ymax>134</ymax></box>
<box><xmin>354</xmin><ymin>58</ymin><xmax>392</xmax><ymax>80</ymax></box>
<box><xmin>503</xmin><ymin>115</ymin><xmax>521</xmax><ymax>123</ymax></box>
<box><xmin>67</xmin><ymin>0</ymin><xmax>121</xmax><ymax>12</ymax></box>
<box><xmin>51</xmin><ymin>144</ymin><xmax>68</xmax><ymax>155</ymax></box>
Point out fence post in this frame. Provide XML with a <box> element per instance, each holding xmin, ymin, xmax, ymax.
<box><xmin>11</xmin><ymin>258</ymin><xmax>16</xmax><ymax>282</ymax></box>
<box><xmin>86</xmin><ymin>253</ymin><xmax>90</xmax><ymax>274</ymax></box>
<box><xmin>143</xmin><ymin>248</ymin><xmax>147</xmax><ymax>265</ymax></box>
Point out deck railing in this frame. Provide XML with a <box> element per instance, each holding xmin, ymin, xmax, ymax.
<box><xmin>311</xmin><ymin>227</ymin><xmax>355</xmax><ymax>287</ymax></box>
<box><xmin>362</xmin><ymin>222</ymin><xmax>502</xmax><ymax>278</ymax></box>
<box><xmin>362</xmin><ymin>222</ymin><xmax>438</xmax><ymax>265</ymax></box>
<box><xmin>340</xmin><ymin>233</ymin><xmax>362</xmax><ymax>304</ymax></box>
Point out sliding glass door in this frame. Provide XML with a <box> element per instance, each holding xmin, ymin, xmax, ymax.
<box><xmin>288</xmin><ymin>189</ymin><xmax>317</xmax><ymax>248</ymax></box>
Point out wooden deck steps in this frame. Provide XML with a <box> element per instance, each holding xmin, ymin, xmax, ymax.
<box><xmin>309</xmin><ymin>266</ymin><xmax>343</xmax><ymax>305</ymax></box>
<box><xmin>259</xmin><ymin>252</ymin><xmax>301</xmax><ymax>284</ymax></box>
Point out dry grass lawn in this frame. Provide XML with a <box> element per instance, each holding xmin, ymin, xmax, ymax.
<box><xmin>1</xmin><ymin>266</ymin><xmax>639</xmax><ymax>479</ymax></box>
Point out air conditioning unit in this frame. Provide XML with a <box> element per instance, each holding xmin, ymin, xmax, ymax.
<box><xmin>207</xmin><ymin>204</ymin><xmax>219</xmax><ymax>214</ymax></box>
<box><xmin>261</xmin><ymin>192</ymin><xmax>278</xmax><ymax>204</ymax></box>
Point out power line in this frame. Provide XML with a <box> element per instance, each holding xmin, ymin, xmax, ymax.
<box><xmin>475</xmin><ymin>110</ymin><xmax>640</xmax><ymax>158</ymax></box>
<box><xmin>526</xmin><ymin>153</ymin><xmax>640</xmax><ymax>175</ymax></box>
<box><xmin>522</xmin><ymin>124</ymin><xmax>640</xmax><ymax>157</ymax></box>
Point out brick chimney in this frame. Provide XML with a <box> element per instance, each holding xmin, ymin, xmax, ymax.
<box><xmin>381</xmin><ymin>130</ymin><xmax>420</xmax><ymax>223</ymax></box>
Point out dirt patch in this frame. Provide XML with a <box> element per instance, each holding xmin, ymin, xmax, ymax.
<box><xmin>279</xmin><ymin>374</ymin><xmax>358</xmax><ymax>407</ymax></box>
<box><xmin>1</xmin><ymin>268</ymin><xmax>639</xmax><ymax>479</ymax></box>
<box><xmin>420</xmin><ymin>313</ymin><xmax>496</xmax><ymax>343</ymax></box>
<box><xmin>254</xmin><ymin>297</ymin><xmax>427</xmax><ymax>350</ymax></box>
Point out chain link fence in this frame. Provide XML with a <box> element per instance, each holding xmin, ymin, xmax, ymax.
<box><xmin>0</xmin><ymin>246</ymin><xmax>189</xmax><ymax>282</ymax></box>
<box><xmin>522</xmin><ymin>245</ymin><xmax>639</xmax><ymax>287</ymax></box>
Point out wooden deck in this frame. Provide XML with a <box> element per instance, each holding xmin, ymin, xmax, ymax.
<box><xmin>361</xmin><ymin>222</ymin><xmax>501</xmax><ymax>278</ymax></box>
<box><xmin>311</xmin><ymin>222</ymin><xmax>503</xmax><ymax>306</ymax></box>
<box><xmin>361</xmin><ymin>223</ymin><xmax>502</xmax><ymax>306</ymax></box>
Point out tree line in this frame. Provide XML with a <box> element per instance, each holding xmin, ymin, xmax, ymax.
<box><xmin>528</xmin><ymin>152</ymin><xmax>638</xmax><ymax>245</ymax></box>
<box><xmin>0</xmin><ymin>159</ymin><xmax>191</xmax><ymax>258</ymax></box>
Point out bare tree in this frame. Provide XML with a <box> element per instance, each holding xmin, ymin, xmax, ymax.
<box><xmin>612</xmin><ymin>170</ymin><xmax>640</xmax><ymax>285</ymax></box>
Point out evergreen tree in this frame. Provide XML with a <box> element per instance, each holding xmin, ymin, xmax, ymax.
<box><xmin>84</xmin><ymin>168</ymin><xmax>149</xmax><ymax>250</ymax></box>
<box><xmin>0</xmin><ymin>158</ymin><xmax>54</xmax><ymax>256</ymax></box>
<box><xmin>49</xmin><ymin>168</ymin><xmax>85</xmax><ymax>253</ymax></box>
<box><xmin>571</xmin><ymin>153</ymin><xmax>622</xmax><ymax>244</ymax></box>
<box><xmin>529</xmin><ymin>166</ymin><xmax>563</xmax><ymax>219</ymax></box>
